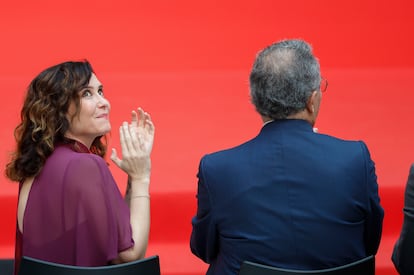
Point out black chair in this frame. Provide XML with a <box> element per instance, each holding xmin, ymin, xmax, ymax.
<box><xmin>239</xmin><ymin>255</ymin><xmax>375</xmax><ymax>275</ymax></box>
<box><xmin>0</xmin><ymin>259</ymin><xmax>14</xmax><ymax>275</ymax></box>
<box><xmin>18</xmin><ymin>255</ymin><xmax>160</xmax><ymax>275</ymax></box>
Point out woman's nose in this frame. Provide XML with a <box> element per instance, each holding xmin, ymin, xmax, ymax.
<box><xmin>97</xmin><ymin>96</ymin><xmax>110</xmax><ymax>108</ymax></box>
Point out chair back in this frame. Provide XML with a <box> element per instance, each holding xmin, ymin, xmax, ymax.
<box><xmin>239</xmin><ymin>255</ymin><xmax>375</xmax><ymax>275</ymax></box>
<box><xmin>18</xmin><ymin>255</ymin><xmax>160</xmax><ymax>275</ymax></box>
<box><xmin>0</xmin><ymin>259</ymin><xmax>14</xmax><ymax>275</ymax></box>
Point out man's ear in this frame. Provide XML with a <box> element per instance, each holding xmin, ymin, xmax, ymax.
<box><xmin>306</xmin><ymin>91</ymin><xmax>318</xmax><ymax>114</ymax></box>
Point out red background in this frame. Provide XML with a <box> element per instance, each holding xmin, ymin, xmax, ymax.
<box><xmin>1</xmin><ymin>0</ymin><xmax>413</xmax><ymax>274</ymax></box>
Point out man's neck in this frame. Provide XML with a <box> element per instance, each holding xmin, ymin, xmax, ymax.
<box><xmin>261</xmin><ymin>111</ymin><xmax>315</xmax><ymax>126</ymax></box>
<box><xmin>287</xmin><ymin>111</ymin><xmax>314</xmax><ymax>126</ymax></box>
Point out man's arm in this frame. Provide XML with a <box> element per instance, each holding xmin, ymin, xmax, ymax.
<box><xmin>361</xmin><ymin>141</ymin><xmax>384</xmax><ymax>256</ymax></box>
<box><xmin>190</xmin><ymin>157</ymin><xmax>218</xmax><ymax>263</ymax></box>
<box><xmin>392</xmin><ymin>164</ymin><xmax>414</xmax><ymax>275</ymax></box>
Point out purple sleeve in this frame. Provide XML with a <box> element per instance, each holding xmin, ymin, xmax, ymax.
<box><xmin>61</xmin><ymin>155</ymin><xmax>134</xmax><ymax>264</ymax></box>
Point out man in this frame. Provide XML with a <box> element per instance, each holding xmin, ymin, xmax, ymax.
<box><xmin>392</xmin><ymin>164</ymin><xmax>414</xmax><ymax>275</ymax></box>
<box><xmin>190</xmin><ymin>39</ymin><xmax>384</xmax><ymax>275</ymax></box>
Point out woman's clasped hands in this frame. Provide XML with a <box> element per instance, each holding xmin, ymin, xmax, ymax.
<box><xmin>111</xmin><ymin>107</ymin><xmax>155</xmax><ymax>181</ymax></box>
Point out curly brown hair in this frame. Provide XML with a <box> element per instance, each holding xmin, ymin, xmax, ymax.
<box><xmin>5</xmin><ymin>60</ymin><xmax>107</xmax><ymax>182</ymax></box>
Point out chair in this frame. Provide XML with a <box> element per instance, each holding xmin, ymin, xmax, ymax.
<box><xmin>239</xmin><ymin>255</ymin><xmax>375</xmax><ymax>275</ymax></box>
<box><xmin>18</xmin><ymin>255</ymin><xmax>160</xmax><ymax>275</ymax></box>
<box><xmin>0</xmin><ymin>259</ymin><xmax>14</xmax><ymax>275</ymax></box>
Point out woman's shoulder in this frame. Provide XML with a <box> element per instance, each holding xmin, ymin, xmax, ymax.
<box><xmin>55</xmin><ymin>148</ymin><xmax>113</xmax><ymax>189</ymax></box>
<box><xmin>50</xmin><ymin>145</ymin><xmax>108</xmax><ymax>170</ymax></box>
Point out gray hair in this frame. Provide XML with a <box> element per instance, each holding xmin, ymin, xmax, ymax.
<box><xmin>249</xmin><ymin>39</ymin><xmax>321</xmax><ymax>119</ymax></box>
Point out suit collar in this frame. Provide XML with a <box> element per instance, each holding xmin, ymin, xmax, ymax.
<box><xmin>261</xmin><ymin>119</ymin><xmax>314</xmax><ymax>133</ymax></box>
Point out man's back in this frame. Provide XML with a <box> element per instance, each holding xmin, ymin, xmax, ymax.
<box><xmin>190</xmin><ymin>119</ymin><xmax>383</xmax><ymax>275</ymax></box>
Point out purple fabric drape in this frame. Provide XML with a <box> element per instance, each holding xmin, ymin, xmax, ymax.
<box><xmin>14</xmin><ymin>141</ymin><xmax>133</xmax><ymax>275</ymax></box>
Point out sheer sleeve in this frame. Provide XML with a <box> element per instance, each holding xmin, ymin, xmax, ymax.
<box><xmin>21</xmin><ymin>145</ymin><xmax>134</xmax><ymax>267</ymax></box>
<box><xmin>61</xmin><ymin>154</ymin><xmax>134</xmax><ymax>264</ymax></box>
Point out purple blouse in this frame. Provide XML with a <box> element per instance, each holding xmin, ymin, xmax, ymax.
<box><xmin>14</xmin><ymin>142</ymin><xmax>133</xmax><ymax>274</ymax></box>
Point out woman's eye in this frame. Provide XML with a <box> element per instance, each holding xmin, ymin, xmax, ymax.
<box><xmin>82</xmin><ymin>90</ymin><xmax>92</xmax><ymax>97</ymax></box>
<box><xmin>98</xmin><ymin>89</ymin><xmax>104</xmax><ymax>97</ymax></box>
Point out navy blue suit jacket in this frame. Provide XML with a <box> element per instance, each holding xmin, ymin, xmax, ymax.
<box><xmin>392</xmin><ymin>164</ymin><xmax>414</xmax><ymax>275</ymax></box>
<box><xmin>190</xmin><ymin>119</ymin><xmax>384</xmax><ymax>275</ymax></box>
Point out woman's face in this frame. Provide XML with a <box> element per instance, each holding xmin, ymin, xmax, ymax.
<box><xmin>64</xmin><ymin>73</ymin><xmax>111</xmax><ymax>147</ymax></box>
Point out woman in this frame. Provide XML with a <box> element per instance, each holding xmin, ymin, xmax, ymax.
<box><xmin>5</xmin><ymin>60</ymin><xmax>154</xmax><ymax>274</ymax></box>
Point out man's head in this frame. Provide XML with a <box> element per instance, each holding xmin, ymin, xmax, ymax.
<box><xmin>249</xmin><ymin>39</ymin><xmax>326</xmax><ymax>126</ymax></box>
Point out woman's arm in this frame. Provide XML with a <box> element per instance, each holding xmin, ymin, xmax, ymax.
<box><xmin>111</xmin><ymin>108</ymin><xmax>155</xmax><ymax>263</ymax></box>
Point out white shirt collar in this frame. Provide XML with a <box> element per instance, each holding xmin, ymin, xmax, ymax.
<box><xmin>263</xmin><ymin>120</ymin><xmax>274</xmax><ymax>126</ymax></box>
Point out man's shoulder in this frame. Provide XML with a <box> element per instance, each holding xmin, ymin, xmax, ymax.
<box><xmin>316</xmin><ymin>133</ymin><xmax>367</xmax><ymax>147</ymax></box>
<box><xmin>203</xmin><ymin>139</ymin><xmax>254</xmax><ymax>159</ymax></box>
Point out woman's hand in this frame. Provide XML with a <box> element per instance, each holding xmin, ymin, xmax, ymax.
<box><xmin>111</xmin><ymin>108</ymin><xmax>155</xmax><ymax>181</ymax></box>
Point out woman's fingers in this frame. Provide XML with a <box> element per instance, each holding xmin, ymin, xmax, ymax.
<box><xmin>144</xmin><ymin>112</ymin><xmax>154</xmax><ymax>133</ymax></box>
<box><xmin>131</xmin><ymin>110</ymin><xmax>138</xmax><ymax>128</ymax></box>
<box><xmin>120</xmin><ymin>122</ymin><xmax>133</xmax><ymax>155</ymax></box>
<box><xmin>110</xmin><ymin>148</ymin><xmax>122</xmax><ymax>167</ymax></box>
<box><xmin>115</xmin><ymin>108</ymin><xmax>155</xmax><ymax>160</ymax></box>
<box><xmin>137</xmin><ymin>108</ymin><xmax>145</xmax><ymax>128</ymax></box>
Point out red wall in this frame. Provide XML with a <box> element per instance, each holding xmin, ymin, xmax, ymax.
<box><xmin>1</xmin><ymin>1</ymin><xmax>413</xmax><ymax>274</ymax></box>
